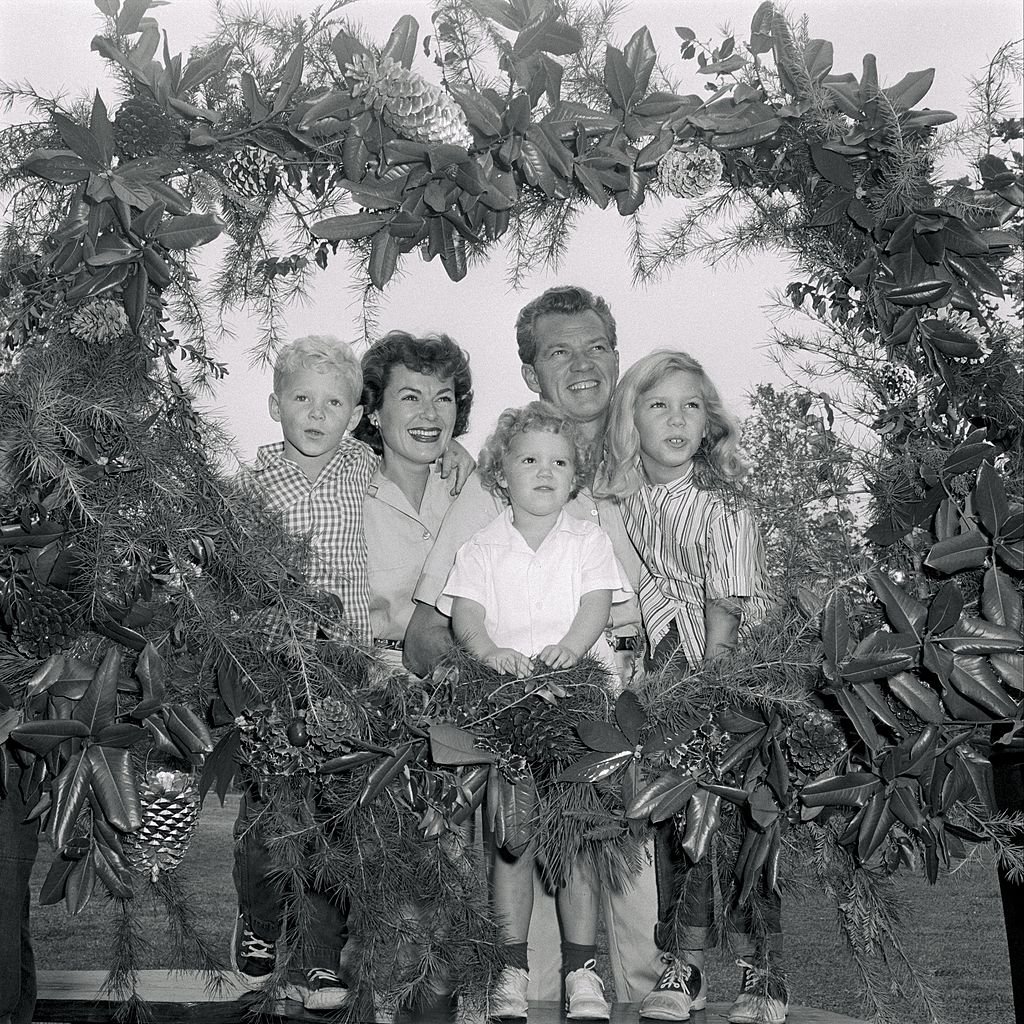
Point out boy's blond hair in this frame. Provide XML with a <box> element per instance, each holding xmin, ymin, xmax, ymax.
<box><xmin>273</xmin><ymin>335</ymin><xmax>362</xmax><ymax>405</ymax></box>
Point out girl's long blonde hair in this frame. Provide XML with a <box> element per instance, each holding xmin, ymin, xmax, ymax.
<box><xmin>597</xmin><ymin>349</ymin><xmax>747</xmax><ymax>499</ymax></box>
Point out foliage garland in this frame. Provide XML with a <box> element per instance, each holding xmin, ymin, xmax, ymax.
<box><xmin>0</xmin><ymin>0</ymin><xmax>1021</xmax><ymax>1020</ymax></box>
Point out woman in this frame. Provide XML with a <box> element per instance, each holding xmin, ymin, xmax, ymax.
<box><xmin>354</xmin><ymin>330</ymin><xmax>474</xmax><ymax>666</ymax></box>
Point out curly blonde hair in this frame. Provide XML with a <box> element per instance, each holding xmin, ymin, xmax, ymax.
<box><xmin>478</xmin><ymin>401</ymin><xmax>592</xmax><ymax>504</ymax></box>
<box><xmin>597</xmin><ymin>349</ymin><xmax>747</xmax><ymax>499</ymax></box>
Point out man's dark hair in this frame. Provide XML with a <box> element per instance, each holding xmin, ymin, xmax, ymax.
<box><xmin>515</xmin><ymin>285</ymin><xmax>617</xmax><ymax>366</ymax></box>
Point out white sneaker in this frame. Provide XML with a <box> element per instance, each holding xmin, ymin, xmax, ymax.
<box><xmin>727</xmin><ymin>958</ymin><xmax>789</xmax><ymax>1024</ymax></box>
<box><xmin>283</xmin><ymin>967</ymin><xmax>350</xmax><ymax>1011</ymax></box>
<box><xmin>488</xmin><ymin>966</ymin><xmax>529</xmax><ymax>1018</ymax></box>
<box><xmin>564</xmin><ymin>959</ymin><xmax>611</xmax><ymax>1020</ymax></box>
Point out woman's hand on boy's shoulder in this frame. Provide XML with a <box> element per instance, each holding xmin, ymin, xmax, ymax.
<box><xmin>435</xmin><ymin>439</ymin><xmax>475</xmax><ymax>495</ymax></box>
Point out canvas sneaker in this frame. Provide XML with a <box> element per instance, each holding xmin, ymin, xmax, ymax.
<box><xmin>640</xmin><ymin>954</ymin><xmax>707</xmax><ymax>1020</ymax></box>
<box><xmin>283</xmin><ymin>967</ymin><xmax>350</xmax><ymax>1011</ymax></box>
<box><xmin>564</xmin><ymin>959</ymin><xmax>611</xmax><ymax>1020</ymax></box>
<box><xmin>488</xmin><ymin>966</ymin><xmax>529</xmax><ymax>1019</ymax></box>
<box><xmin>230</xmin><ymin>912</ymin><xmax>276</xmax><ymax>990</ymax></box>
<box><xmin>727</xmin><ymin>958</ymin><xmax>789</xmax><ymax>1024</ymax></box>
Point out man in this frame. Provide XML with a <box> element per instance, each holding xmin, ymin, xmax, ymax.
<box><xmin>404</xmin><ymin>285</ymin><xmax>662</xmax><ymax>1004</ymax></box>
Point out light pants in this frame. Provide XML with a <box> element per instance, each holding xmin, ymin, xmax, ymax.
<box><xmin>524</xmin><ymin>840</ymin><xmax>663</xmax><ymax>1003</ymax></box>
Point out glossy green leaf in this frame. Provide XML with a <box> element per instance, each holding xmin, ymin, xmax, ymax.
<box><xmin>9</xmin><ymin>718</ymin><xmax>90</xmax><ymax>756</ymax></box>
<box><xmin>937</xmin><ymin>615</ymin><xmax>1022</xmax><ymax>654</ymax></box>
<box><xmin>622</xmin><ymin>26</ymin><xmax>656</xmax><ymax>97</ymax></box>
<box><xmin>50</xmin><ymin>752</ymin><xmax>93</xmax><ymax>850</ymax></box>
<box><xmin>983</xmin><ymin>569</ymin><xmax>1021</xmax><ymax>632</ymax></box>
<box><xmin>834</xmin><ymin>686</ymin><xmax>883</xmax><ymax>750</ymax></box>
<box><xmin>948</xmin><ymin>655</ymin><xmax>1019</xmax><ymax>718</ymax></box>
<box><xmin>857</xmin><ymin>790</ymin><xmax>896</xmax><ymax>861</ymax></box>
<box><xmin>603</xmin><ymin>44</ymin><xmax>636</xmax><ymax>111</ymax></box>
<box><xmin>368</xmin><ymin>229</ymin><xmax>400</xmax><ymax>289</ymax></box>
<box><xmin>822</xmin><ymin>591</ymin><xmax>849</xmax><ymax>670</ymax></box>
<box><xmin>990</xmin><ymin>653</ymin><xmax>1023</xmax><ymax>694</ymax></box>
<box><xmin>975</xmin><ymin>463</ymin><xmax>1009</xmax><ymax>538</ymax></box>
<box><xmin>86</xmin><ymin>744</ymin><xmax>143</xmax><ymax>831</ymax></box>
<box><xmin>312</xmin><ymin>212</ymin><xmax>389</xmax><ymax>241</ymax></box>
<box><xmin>557</xmin><ymin>749</ymin><xmax>633</xmax><ymax>783</ymax></box>
<box><xmin>381</xmin><ymin>15</ymin><xmax>418</xmax><ymax>69</ymax></box>
<box><xmin>801</xmin><ymin>771</ymin><xmax>880</xmax><ymax>808</ymax></box>
<box><xmin>39</xmin><ymin>853</ymin><xmax>76</xmax><ymax>906</ymax></box>
<box><xmin>810</xmin><ymin>144</ymin><xmax>855</xmax><ymax>190</ymax></box>
<box><xmin>882</xmin><ymin>68</ymin><xmax>935</xmax><ymax>110</ymax></box>
<box><xmin>52</xmin><ymin>113</ymin><xmax>107</xmax><ymax>169</ymax></box>
<box><xmin>927</xmin><ymin>581</ymin><xmax>963</xmax><ymax>636</ymax></box>
<box><xmin>942</xmin><ymin>441</ymin><xmax>996</xmax><ymax>478</ymax></box>
<box><xmin>614</xmin><ymin>690</ymin><xmax>646</xmax><ymax>744</ymax></box>
<box><xmin>924</xmin><ymin>531</ymin><xmax>989</xmax><ymax>574</ymax></box>
<box><xmin>576</xmin><ymin>719</ymin><xmax>630</xmax><ymax>753</ymax></box>
<box><xmin>428</xmin><ymin>724</ymin><xmax>495</xmax><ymax>765</ymax></box>
<box><xmin>887</xmin><ymin>671</ymin><xmax>944</xmax><ymax>724</ymax></box>
<box><xmin>65</xmin><ymin>849</ymin><xmax>97</xmax><ymax>915</ymax></box>
<box><xmin>72</xmin><ymin>646</ymin><xmax>119</xmax><ymax>736</ymax></box>
<box><xmin>151</xmin><ymin>213</ymin><xmax>223</xmax><ymax>250</ymax></box>
<box><xmin>679</xmin><ymin>789</ymin><xmax>725</xmax><ymax>865</ymax></box>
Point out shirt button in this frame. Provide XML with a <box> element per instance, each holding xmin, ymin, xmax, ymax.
<box><xmin>590</xmin><ymin>509</ymin><xmax>598</xmax><ymax>516</ymax></box>
<box><xmin>422</xmin><ymin>530</ymin><xmax>431</xmax><ymax>540</ymax></box>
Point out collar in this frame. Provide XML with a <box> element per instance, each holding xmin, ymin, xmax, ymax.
<box><xmin>646</xmin><ymin>462</ymin><xmax>695</xmax><ymax>493</ymax></box>
<box><xmin>253</xmin><ymin>437</ymin><xmax>368</xmax><ymax>478</ymax></box>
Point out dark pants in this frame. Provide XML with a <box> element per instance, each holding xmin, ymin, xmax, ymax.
<box><xmin>233</xmin><ymin>788</ymin><xmax>348</xmax><ymax>966</ymax></box>
<box><xmin>0</xmin><ymin>769</ymin><xmax>40</xmax><ymax>1024</ymax></box>
<box><xmin>646</xmin><ymin>622</ymin><xmax>782</xmax><ymax>958</ymax></box>
<box><xmin>992</xmin><ymin>752</ymin><xmax>1024</xmax><ymax>1019</ymax></box>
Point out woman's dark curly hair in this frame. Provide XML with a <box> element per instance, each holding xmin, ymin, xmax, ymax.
<box><xmin>354</xmin><ymin>331</ymin><xmax>473</xmax><ymax>455</ymax></box>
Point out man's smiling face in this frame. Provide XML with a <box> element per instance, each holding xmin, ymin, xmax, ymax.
<box><xmin>521</xmin><ymin>310</ymin><xmax>618</xmax><ymax>426</ymax></box>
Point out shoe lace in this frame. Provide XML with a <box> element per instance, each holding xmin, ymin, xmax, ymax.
<box><xmin>571</xmin><ymin>959</ymin><xmax>605</xmax><ymax>996</ymax></box>
<box><xmin>657</xmin><ymin>955</ymin><xmax>697</xmax><ymax>992</ymax></box>
<box><xmin>307</xmin><ymin>967</ymin><xmax>342</xmax><ymax>986</ymax></box>
<box><xmin>240</xmin><ymin>929</ymin><xmax>274</xmax><ymax>961</ymax></box>
<box><xmin>736</xmin><ymin>958</ymin><xmax>786</xmax><ymax>1001</ymax></box>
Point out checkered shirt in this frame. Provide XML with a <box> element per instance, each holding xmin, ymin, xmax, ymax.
<box><xmin>249</xmin><ymin>437</ymin><xmax>377</xmax><ymax>642</ymax></box>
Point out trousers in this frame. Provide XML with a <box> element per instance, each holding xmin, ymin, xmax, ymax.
<box><xmin>0</xmin><ymin>768</ymin><xmax>40</xmax><ymax>1024</ymax></box>
<box><xmin>232</xmin><ymin>788</ymin><xmax>348</xmax><ymax>965</ymax></box>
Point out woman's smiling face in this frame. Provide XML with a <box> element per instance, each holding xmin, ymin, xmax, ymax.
<box><xmin>374</xmin><ymin>365</ymin><xmax>458</xmax><ymax>469</ymax></box>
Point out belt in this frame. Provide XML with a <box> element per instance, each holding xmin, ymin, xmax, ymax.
<box><xmin>373</xmin><ymin>638</ymin><xmax>404</xmax><ymax>651</ymax></box>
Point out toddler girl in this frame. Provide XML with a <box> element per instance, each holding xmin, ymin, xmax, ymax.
<box><xmin>599</xmin><ymin>351</ymin><xmax>785</xmax><ymax>1024</ymax></box>
<box><xmin>441</xmin><ymin>401</ymin><xmax>631</xmax><ymax>1020</ymax></box>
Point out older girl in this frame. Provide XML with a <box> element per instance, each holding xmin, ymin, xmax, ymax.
<box><xmin>599</xmin><ymin>351</ymin><xmax>784</xmax><ymax>1024</ymax></box>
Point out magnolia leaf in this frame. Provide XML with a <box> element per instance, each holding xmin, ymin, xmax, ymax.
<box><xmin>94</xmin><ymin>723</ymin><xmax>147</xmax><ymax>748</ymax></box>
<box><xmin>450</xmin><ymin>86</ymin><xmax>503</xmax><ymax>137</ymax></box>
<box><xmin>622</xmin><ymin>25</ymin><xmax>656</xmax><ymax>97</ymax></box>
<box><xmin>50</xmin><ymin>752</ymin><xmax>93</xmax><ymax>850</ymax></box>
<box><xmin>87</xmin><ymin>744</ymin><xmax>143</xmax><ymax>831</ymax></box>
<box><xmin>39</xmin><ymin>854</ymin><xmax>76</xmax><ymax>906</ymax></box>
<box><xmin>603</xmin><ymin>44</ymin><xmax>636</xmax><ymax>111</ymax></box>
<box><xmin>515</xmin><ymin>14</ymin><xmax>582</xmax><ymax>58</ymax></box>
<box><xmin>857</xmin><ymin>790</ymin><xmax>897</xmax><ymax>861</ymax></box>
<box><xmin>810</xmin><ymin>144</ymin><xmax>855</xmax><ymax>191</ymax></box>
<box><xmin>975</xmin><ymin>463</ymin><xmax>1009</xmax><ymax>537</ymax></box>
<box><xmin>22</xmin><ymin>150</ymin><xmax>92</xmax><ymax>184</ymax></box>
<box><xmin>822</xmin><ymin>590</ymin><xmax>850</xmax><ymax>670</ymax></box>
<box><xmin>358</xmin><ymin>742</ymin><xmax>419</xmax><ymax>807</ymax></box>
<box><xmin>881</xmin><ymin>68</ymin><xmax>935</xmax><ymax>111</ymax></box>
<box><xmin>997</xmin><ymin>539</ymin><xmax>1024</xmax><ymax>572</ymax></box>
<box><xmin>888</xmin><ymin>671</ymin><xmax>944</xmax><ymax>724</ymax></box>
<box><xmin>65</xmin><ymin>849</ymin><xmax>97</xmax><ymax>916</ymax></box>
<box><xmin>942</xmin><ymin>441</ymin><xmax>996</xmax><ymax>479</ymax></box>
<box><xmin>749</xmin><ymin>783</ymin><xmax>781</xmax><ymax>830</ymax></box>
<box><xmin>924</xmin><ymin>531</ymin><xmax>989</xmax><ymax>574</ymax></box>
<box><xmin>180</xmin><ymin>42</ymin><xmax>233</xmax><ymax>93</ymax></box>
<box><xmin>679</xmin><ymin>789</ymin><xmax>722</xmax><ymax>863</ymax></box>
<box><xmin>991</xmin><ymin>653</ymin><xmax>1024</xmax><ymax>693</ymax></box>
<box><xmin>380</xmin><ymin>15</ymin><xmax>418</xmax><ymax>69</ymax></box>
<box><xmin>368</xmin><ymin>229</ymin><xmax>400</xmax><ymax>289</ymax></box>
<box><xmin>73</xmin><ymin>646</ymin><xmax>120</xmax><ymax>736</ymax></box>
<box><xmin>803</xmin><ymin>38</ymin><xmax>834</xmax><ymax>82</ymax></box>
<box><xmin>982</xmin><ymin>568</ymin><xmax>1022</xmax><ymax>631</ymax></box>
<box><xmin>712</xmin><ymin>116</ymin><xmax>783</xmax><ymax>150</ymax></box>
<box><xmin>626</xmin><ymin>772</ymin><xmax>695</xmax><ymax>822</ymax></box>
<box><xmin>576</xmin><ymin>719</ymin><xmax>630</xmax><ymax>753</ymax></box>
<box><xmin>24</xmin><ymin>655</ymin><xmax>67</xmax><ymax>702</ymax></box>
<box><xmin>574</xmin><ymin>160</ymin><xmax>610</xmax><ymax>208</ymax></box>
<box><xmin>52</xmin><ymin>113</ymin><xmax>107</xmax><ymax>169</ymax></box>
<box><xmin>937</xmin><ymin>615</ymin><xmax>1022</xmax><ymax>654</ymax></box>
<box><xmin>926</xmin><ymin>581</ymin><xmax>963</xmax><ymax>636</ymax></box>
<box><xmin>866</xmin><ymin>569</ymin><xmax>927</xmax><ymax>636</ymax></box>
<box><xmin>9</xmin><ymin>718</ymin><xmax>90</xmax><ymax>756</ymax></box>
<box><xmin>557</xmin><ymin>749</ymin><xmax>633</xmax><ymax>783</ymax></box>
<box><xmin>428</xmin><ymin>723</ymin><xmax>494</xmax><ymax>765</ymax></box>
<box><xmin>614</xmin><ymin>689</ymin><xmax>646</xmax><ymax>744</ymax></box>
<box><xmin>834</xmin><ymin>686</ymin><xmax>883</xmax><ymax>751</ymax></box>
<box><xmin>272</xmin><ymin>43</ymin><xmax>305</xmax><ymax>116</ymax></box>
<box><xmin>699</xmin><ymin>53</ymin><xmax>747</xmax><ymax>75</ymax></box>
<box><xmin>801</xmin><ymin>771</ymin><xmax>880</xmax><ymax>808</ymax></box>
<box><xmin>948</xmin><ymin>655</ymin><xmax>1019</xmax><ymax>718</ymax></box>
<box><xmin>152</xmin><ymin>213</ymin><xmax>223</xmax><ymax>249</ymax></box>
<box><xmin>312</xmin><ymin>212</ymin><xmax>389</xmax><ymax>241</ymax></box>
<box><xmin>492</xmin><ymin>773</ymin><xmax>536</xmax><ymax>856</ymax></box>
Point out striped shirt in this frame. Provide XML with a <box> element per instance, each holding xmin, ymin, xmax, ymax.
<box><xmin>249</xmin><ymin>438</ymin><xmax>376</xmax><ymax>642</ymax></box>
<box><xmin>622</xmin><ymin>464</ymin><xmax>773</xmax><ymax>666</ymax></box>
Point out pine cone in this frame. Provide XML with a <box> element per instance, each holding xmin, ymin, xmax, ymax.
<box><xmin>876</xmin><ymin>363</ymin><xmax>917</xmax><ymax>405</ymax></box>
<box><xmin>494</xmin><ymin>702</ymin><xmax>581</xmax><ymax>778</ymax></box>
<box><xmin>884</xmin><ymin>693</ymin><xmax>922</xmax><ymax>737</ymax></box>
<box><xmin>346</xmin><ymin>54</ymin><xmax>473</xmax><ymax>149</ymax></box>
<box><xmin>113</xmin><ymin>96</ymin><xmax>180</xmax><ymax>160</ymax></box>
<box><xmin>657</xmin><ymin>144</ymin><xmax>723</xmax><ymax>199</ymax></box>
<box><xmin>69</xmin><ymin>299</ymin><xmax>129</xmax><ymax>344</ymax></box>
<box><xmin>306</xmin><ymin>696</ymin><xmax>358</xmax><ymax>756</ymax></box>
<box><xmin>787</xmin><ymin>708</ymin><xmax>847</xmax><ymax>775</ymax></box>
<box><xmin>124</xmin><ymin>768</ymin><xmax>200</xmax><ymax>881</ymax></box>
<box><xmin>222</xmin><ymin>146</ymin><xmax>282</xmax><ymax>200</ymax></box>
<box><xmin>11</xmin><ymin>582</ymin><xmax>78</xmax><ymax>659</ymax></box>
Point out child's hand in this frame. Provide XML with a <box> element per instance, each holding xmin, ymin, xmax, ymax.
<box><xmin>485</xmin><ymin>648</ymin><xmax>533</xmax><ymax>677</ymax></box>
<box><xmin>536</xmin><ymin>643</ymin><xmax>579</xmax><ymax>669</ymax></box>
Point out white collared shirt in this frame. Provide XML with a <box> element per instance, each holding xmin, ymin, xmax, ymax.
<box><xmin>440</xmin><ymin>508</ymin><xmax>632</xmax><ymax>667</ymax></box>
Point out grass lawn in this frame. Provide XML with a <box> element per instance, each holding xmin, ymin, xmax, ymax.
<box><xmin>30</xmin><ymin>796</ymin><xmax>1014</xmax><ymax>1023</ymax></box>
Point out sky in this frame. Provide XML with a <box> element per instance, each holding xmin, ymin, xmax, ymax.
<box><xmin>2</xmin><ymin>0</ymin><xmax>1021</xmax><ymax>459</ymax></box>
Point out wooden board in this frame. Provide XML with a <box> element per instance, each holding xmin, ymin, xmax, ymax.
<box><xmin>35</xmin><ymin>970</ymin><xmax>866</xmax><ymax>1023</ymax></box>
